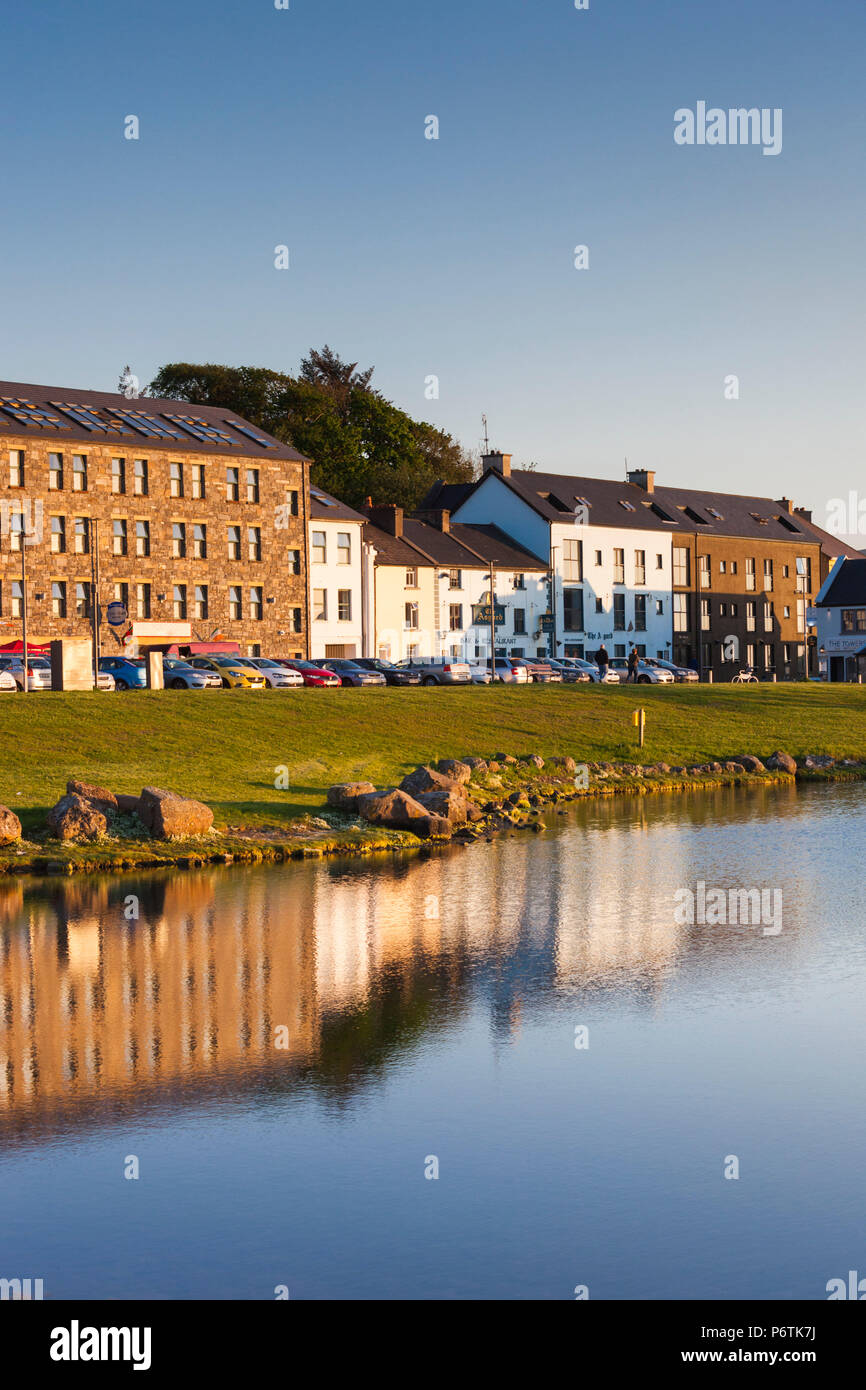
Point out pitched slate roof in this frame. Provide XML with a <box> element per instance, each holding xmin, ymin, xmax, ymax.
<box><xmin>815</xmin><ymin>557</ymin><xmax>866</xmax><ymax>606</ymax></box>
<box><xmin>364</xmin><ymin>522</ymin><xmax>432</xmax><ymax>567</ymax></box>
<box><xmin>0</xmin><ymin>379</ymin><xmax>307</xmax><ymax>462</ymax></box>
<box><xmin>309</xmin><ymin>485</ymin><xmax>366</xmax><ymax>523</ymax></box>
<box><xmin>448</xmin><ymin>523</ymin><xmax>547</xmax><ymax>569</ymax></box>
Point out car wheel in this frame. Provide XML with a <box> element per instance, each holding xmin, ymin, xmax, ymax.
<box><xmin>422</xmin><ymin>676</ymin><xmax>437</xmax><ymax>686</ymax></box>
<box><xmin>115</xmin><ymin>678</ymin><xmax>129</xmax><ymax>690</ymax></box>
<box><xmin>222</xmin><ymin>678</ymin><xmax>231</xmax><ymax>689</ymax></box>
<box><xmin>638</xmin><ymin>675</ymin><xmax>651</xmax><ymax>684</ymax></box>
<box><xmin>170</xmin><ymin>678</ymin><xmax>186</xmax><ymax>690</ymax></box>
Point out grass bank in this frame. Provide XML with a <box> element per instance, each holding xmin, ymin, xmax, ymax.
<box><xmin>1</xmin><ymin>684</ymin><xmax>864</xmax><ymax>873</ymax></box>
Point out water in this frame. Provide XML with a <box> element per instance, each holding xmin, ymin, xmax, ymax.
<box><xmin>1</xmin><ymin>781</ymin><xmax>864</xmax><ymax>1300</ymax></box>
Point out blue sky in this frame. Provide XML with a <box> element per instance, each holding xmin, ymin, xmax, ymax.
<box><xmin>3</xmin><ymin>0</ymin><xmax>864</xmax><ymax>529</ymax></box>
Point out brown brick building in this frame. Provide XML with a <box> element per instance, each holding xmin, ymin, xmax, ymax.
<box><xmin>0</xmin><ymin>382</ymin><xmax>310</xmax><ymax>659</ymax></box>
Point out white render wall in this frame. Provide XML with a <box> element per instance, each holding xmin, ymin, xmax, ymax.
<box><xmin>308</xmin><ymin>517</ymin><xmax>365</xmax><ymax>658</ymax></box>
<box><xmin>551</xmin><ymin>520</ymin><xmax>673</xmax><ymax>660</ymax></box>
<box><xmin>433</xmin><ymin>564</ymin><xmax>549</xmax><ymax>660</ymax></box>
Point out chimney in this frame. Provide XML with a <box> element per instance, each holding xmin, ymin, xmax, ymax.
<box><xmin>483</xmin><ymin>451</ymin><xmax>511</xmax><ymax>478</ymax></box>
<box><xmin>778</xmin><ymin>497</ymin><xmax>794</xmax><ymax>514</ymax></box>
<box><xmin>627</xmin><ymin>468</ymin><xmax>655</xmax><ymax>494</ymax></box>
<box><xmin>412</xmin><ymin>508</ymin><xmax>450</xmax><ymax>532</ymax></box>
<box><xmin>364</xmin><ymin>503</ymin><xmax>403</xmax><ymax>537</ymax></box>
<box><xmin>795</xmin><ymin>506</ymin><xmax>813</xmax><ymax>523</ymax></box>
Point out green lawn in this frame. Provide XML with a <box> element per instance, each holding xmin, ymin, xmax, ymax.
<box><xmin>1</xmin><ymin>683</ymin><xmax>865</xmax><ymax>834</ymax></box>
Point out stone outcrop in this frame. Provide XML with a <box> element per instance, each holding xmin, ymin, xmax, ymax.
<box><xmin>47</xmin><ymin>793</ymin><xmax>108</xmax><ymax>842</ymax></box>
<box><xmin>138</xmin><ymin>787</ymin><xmax>214</xmax><ymax>840</ymax></box>
<box><xmin>766</xmin><ymin>750</ymin><xmax>797</xmax><ymax>775</ymax></box>
<box><xmin>326</xmin><ymin>782</ymin><xmax>377</xmax><ymax>813</ymax></box>
<box><xmin>66</xmin><ymin>779</ymin><xmax>118</xmax><ymax>812</ymax></box>
<box><xmin>416</xmin><ymin>789</ymin><xmax>482</xmax><ymax>824</ymax></box>
<box><xmin>0</xmin><ymin>806</ymin><xmax>22</xmax><ymax>845</ymax></box>
<box><xmin>732</xmin><ymin>755</ymin><xmax>766</xmax><ymax>773</ymax></box>
<box><xmin>435</xmin><ymin>759</ymin><xmax>472</xmax><ymax>784</ymax></box>
<box><xmin>399</xmin><ymin>765</ymin><xmax>464</xmax><ymax>798</ymax></box>
<box><xmin>804</xmin><ymin>754</ymin><xmax>835</xmax><ymax>770</ymax></box>
<box><xmin>356</xmin><ymin>788</ymin><xmax>451</xmax><ymax>838</ymax></box>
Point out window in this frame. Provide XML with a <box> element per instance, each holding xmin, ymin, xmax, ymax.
<box><xmin>248</xmin><ymin>526</ymin><xmax>262</xmax><ymax>561</ymax></box>
<box><xmin>51</xmin><ymin>581</ymin><xmax>67</xmax><ymax>618</ymax></box>
<box><xmin>635</xmin><ymin>593</ymin><xmax>647</xmax><ymax>631</ymax></box>
<box><xmin>595</xmin><ymin>597</ymin><xmax>603</xmax><ymax>613</ymax></box>
<box><xmin>7</xmin><ymin>512</ymin><xmax>25</xmax><ymax>552</ymax></box>
<box><xmin>764</xmin><ymin>601</ymin><xmax>774</xmax><ymax>632</ymax></box>
<box><xmin>229</xmin><ymin>586</ymin><xmax>242</xmax><ymax>621</ymax></box>
<box><xmin>313</xmin><ymin>589</ymin><xmax>328</xmax><ymax>621</ymax></box>
<box><xmin>288</xmin><ymin>548</ymin><xmax>301</xmax><ymax>575</ymax></box>
<box><xmin>312</xmin><ymin>530</ymin><xmax>326</xmax><ymax>563</ymax></box>
<box><xmin>730</xmin><ymin>560</ymin><xmax>738</xmax><ymax>575</ymax></box>
<box><xmin>513</xmin><ymin>573</ymin><xmax>525</xmax><ymax>590</ymax></box>
<box><xmin>338</xmin><ymin>532</ymin><xmax>352</xmax><ymax>566</ymax></box>
<box><xmin>338</xmin><ymin>589</ymin><xmax>352</xmax><ymax>621</ymax></box>
<box><xmin>763</xmin><ymin>559</ymin><xmax>774</xmax><ymax>591</ymax></box>
<box><xmin>173</xmin><ymin>585</ymin><xmax>187</xmax><ymax>619</ymax></box>
<box><xmin>448</xmin><ymin>567</ymin><xmax>462</xmax><ymax>589</ymax></box>
<box><xmin>111</xmin><ymin>457</ymin><xmax>126</xmax><ymax>494</ymax></box>
<box><xmin>719</xmin><ymin>602</ymin><xmax>728</xmax><ymax>617</ymax></box>
<box><xmin>172</xmin><ymin>522</ymin><xmax>186</xmax><ymax>558</ymax></box>
<box><xmin>730</xmin><ymin>602</ymin><xmax>738</xmax><ymax>617</ymax></box>
<box><xmin>246</xmin><ymin>468</ymin><xmax>259</xmax><ymax>503</ymax></box>
<box><xmin>75</xmin><ymin>581</ymin><xmax>92</xmax><ymax>619</ymax></box>
<box><xmin>613</xmin><ymin>548</ymin><xmax>625</xmax><ymax>584</ymax></box>
<box><xmin>249</xmin><ymin>586</ymin><xmax>263</xmax><ymax>621</ymax></box>
<box><xmin>405</xmin><ymin>601</ymin><xmax>419</xmax><ymax>629</ymax></box>
<box><xmin>226</xmin><ymin>467</ymin><xmax>239</xmax><ymax>502</ymax></box>
<box><xmin>655</xmin><ymin>599</ymin><xmax>664</xmax><ymax>615</ymax></box>
<box><xmin>49</xmin><ymin>453</ymin><xmax>64</xmax><ymax>490</ymax></box>
<box><xmin>74</xmin><ymin>517</ymin><xmax>90</xmax><ymax>554</ymax></box>
<box><xmin>113</xmin><ymin>582</ymin><xmax>129</xmax><ymax>610</ymax></box>
<box><xmin>699</xmin><ymin>554</ymin><xmax>711</xmax><ymax>589</ymax></box>
<box><xmin>746</xmin><ymin>600</ymin><xmax>756</xmax><ymax>632</ymax></box>
<box><xmin>782</xmin><ymin>564</ymin><xmax>790</xmax><ymax>579</ymax></box>
<box><xmin>170</xmin><ymin>462</ymin><xmax>183</xmax><ymax>498</ymax></box>
<box><xmin>194</xmin><ymin>585</ymin><xmax>208</xmax><ymax>620</ymax></box>
<box><xmin>673</xmin><ymin>592</ymin><xmax>688</xmax><ymax>632</ymax></box>
<box><xmin>191</xmin><ymin>464</ymin><xmax>205</xmax><ymax>499</ymax></box>
<box><xmin>227</xmin><ymin>525</ymin><xmax>241</xmax><ymax>560</ymax></box>
<box><xmin>634</xmin><ymin>550</ymin><xmax>646</xmax><ymax>585</ymax></box>
<box><xmin>783</xmin><ymin>605</ymin><xmax>791</xmax><ymax>619</ymax></box>
<box><xmin>9</xmin><ymin>580</ymin><xmax>23</xmax><ymax>618</ymax></box>
<box><xmin>563</xmin><ymin>538</ymin><xmax>582</xmax><ymax>581</ymax></box>
<box><xmin>594</xmin><ymin>550</ymin><xmax>603</xmax><ymax>566</ymax></box>
<box><xmin>291</xmin><ymin>607</ymin><xmax>302</xmax><ymax>633</ymax></box>
<box><xmin>613</xmin><ymin>593</ymin><xmax>625</xmax><ymax>629</ymax></box>
<box><xmin>796</xmin><ymin>556</ymin><xmax>811</xmax><ymax>593</ymax></box>
<box><xmin>746</xmin><ymin>558</ymin><xmax>756</xmax><ymax>591</ymax></box>
<box><xmin>719</xmin><ymin>560</ymin><xmax>727</xmax><ymax>574</ymax></box>
<box><xmin>136</xmin><ymin>583</ymin><xmax>151</xmax><ymax>619</ymax></box>
<box><xmin>673</xmin><ymin>548</ymin><xmax>690</xmax><ymax>587</ymax></box>
<box><xmin>9</xmin><ymin>450</ymin><xmax>24</xmax><ymax>487</ymax></box>
<box><xmin>841</xmin><ymin>609</ymin><xmax>866</xmax><ymax>634</ymax></box>
<box><xmin>50</xmin><ymin>515</ymin><xmax>66</xmax><ymax>553</ymax></box>
<box><xmin>563</xmin><ymin>588</ymin><xmax>584</xmax><ymax>632</ymax></box>
<box><xmin>656</xmin><ymin>553</ymin><xmax>663</xmax><ymax>569</ymax></box>
<box><xmin>193</xmin><ymin>523</ymin><xmax>207</xmax><ymax>559</ymax></box>
<box><xmin>286</xmin><ymin>490</ymin><xmax>299</xmax><ymax>516</ymax></box>
<box><xmin>746</xmin><ymin>643</ymin><xmax>755</xmax><ymax>667</ymax></box>
<box><xmin>449</xmin><ymin>603</ymin><xmax>463</xmax><ymax>631</ymax></box>
<box><xmin>405</xmin><ymin>566</ymin><xmax>418</xmax><ymax>587</ymax></box>
<box><xmin>134</xmin><ymin>459</ymin><xmax>148</xmax><ymax>496</ymax></box>
<box><xmin>135</xmin><ymin>520</ymin><xmax>150</xmax><ymax>557</ymax></box>
<box><xmin>700</xmin><ymin>597</ymin><xmax>710</xmax><ymax>631</ymax></box>
<box><xmin>513</xmin><ymin>608</ymin><xmax>526</xmax><ymax>634</ymax></box>
<box><xmin>112</xmin><ymin>519</ymin><xmax>128</xmax><ymax>556</ymax></box>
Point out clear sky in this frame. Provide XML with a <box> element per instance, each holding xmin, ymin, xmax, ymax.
<box><xmin>3</xmin><ymin>0</ymin><xmax>864</xmax><ymax>533</ymax></box>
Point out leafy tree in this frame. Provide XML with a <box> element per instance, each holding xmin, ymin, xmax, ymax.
<box><xmin>147</xmin><ymin>352</ymin><xmax>476</xmax><ymax>510</ymax></box>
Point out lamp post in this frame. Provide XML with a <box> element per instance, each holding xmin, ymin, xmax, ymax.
<box><xmin>21</xmin><ymin>535</ymin><xmax>29</xmax><ymax>693</ymax></box>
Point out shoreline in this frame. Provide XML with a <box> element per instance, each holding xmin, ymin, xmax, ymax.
<box><xmin>2</xmin><ymin>754</ymin><xmax>864</xmax><ymax>880</ymax></box>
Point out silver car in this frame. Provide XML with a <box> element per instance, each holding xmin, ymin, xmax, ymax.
<box><xmin>562</xmin><ymin>657</ymin><xmax>620</xmax><ymax>685</ymax></box>
<box><xmin>642</xmin><ymin>657</ymin><xmax>699</xmax><ymax>683</ymax></box>
<box><xmin>0</xmin><ymin>655</ymin><xmax>53</xmax><ymax>690</ymax></box>
<box><xmin>395</xmin><ymin>657</ymin><xmax>472</xmax><ymax>685</ymax></box>
<box><xmin>241</xmin><ymin>657</ymin><xmax>304</xmax><ymax>689</ymax></box>
<box><xmin>0</xmin><ymin>669</ymin><xmax>17</xmax><ymax>693</ymax></box>
<box><xmin>610</xmin><ymin>658</ymin><xmax>674</xmax><ymax>685</ymax></box>
<box><xmin>468</xmin><ymin>663</ymin><xmax>493</xmax><ymax>684</ymax></box>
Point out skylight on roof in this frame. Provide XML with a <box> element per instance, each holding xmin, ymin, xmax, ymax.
<box><xmin>619</xmin><ymin>499</ymin><xmax>636</xmax><ymax>511</ymax></box>
<box><xmin>0</xmin><ymin>397</ymin><xmax>62</xmax><ymax>429</ymax></box>
<box><xmin>706</xmin><ymin>507</ymin><xmax>724</xmax><ymax>520</ymax></box>
<box><xmin>50</xmin><ymin>401</ymin><xmax>132</xmax><ymax>434</ymax></box>
<box><xmin>106</xmin><ymin>409</ymin><xmax>187</xmax><ymax>440</ymax></box>
<box><xmin>228</xmin><ymin>420</ymin><xmax>277</xmax><ymax>449</ymax></box>
<box><xmin>164</xmin><ymin>414</ymin><xmax>237</xmax><ymax>445</ymax></box>
<box><xmin>777</xmin><ymin>515</ymin><xmax>801</xmax><ymax>532</ymax></box>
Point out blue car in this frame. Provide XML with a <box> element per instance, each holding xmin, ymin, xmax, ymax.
<box><xmin>98</xmin><ymin>656</ymin><xmax>147</xmax><ymax>690</ymax></box>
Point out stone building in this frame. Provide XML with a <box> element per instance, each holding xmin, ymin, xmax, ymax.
<box><xmin>0</xmin><ymin>382</ymin><xmax>310</xmax><ymax>659</ymax></box>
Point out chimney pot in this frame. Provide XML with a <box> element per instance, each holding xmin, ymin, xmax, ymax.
<box><xmin>627</xmin><ymin>468</ymin><xmax>655</xmax><ymax>494</ymax></box>
<box><xmin>483</xmin><ymin>451</ymin><xmax>512</xmax><ymax>479</ymax></box>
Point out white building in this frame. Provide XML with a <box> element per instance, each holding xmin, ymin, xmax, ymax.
<box><xmin>810</xmin><ymin>556</ymin><xmax>866</xmax><ymax>682</ymax></box>
<box><xmin>307</xmin><ymin>486</ymin><xmax>370</xmax><ymax>658</ymax></box>
<box><xmin>434</xmin><ymin>454</ymin><xmax>675</xmax><ymax>662</ymax></box>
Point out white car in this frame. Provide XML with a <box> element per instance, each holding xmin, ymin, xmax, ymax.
<box><xmin>564</xmin><ymin>658</ymin><xmax>620</xmax><ymax>684</ymax></box>
<box><xmin>0</xmin><ymin>669</ymin><xmax>17</xmax><ymax>693</ymax></box>
<box><xmin>468</xmin><ymin>663</ymin><xmax>493</xmax><ymax>684</ymax></box>
<box><xmin>609</xmin><ymin>658</ymin><xmax>674</xmax><ymax>685</ymax></box>
<box><xmin>0</xmin><ymin>656</ymin><xmax>53</xmax><ymax>690</ymax></box>
<box><xmin>242</xmin><ymin>657</ymin><xmax>304</xmax><ymax>688</ymax></box>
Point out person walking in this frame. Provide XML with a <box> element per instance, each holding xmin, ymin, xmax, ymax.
<box><xmin>596</xmin><ymin>643</ymin><xmax>609</xmax><ymax>681</ymax></box>
<box><xmin>627</xmin><ymin>645</ymin><xmax>640</xmax><ymax>683</ymax></box>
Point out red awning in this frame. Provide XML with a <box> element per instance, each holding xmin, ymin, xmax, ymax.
<box><xmin>0</xmin><ymin>640</ymin><xmax>51</xmax><ymax>654</ymax></box>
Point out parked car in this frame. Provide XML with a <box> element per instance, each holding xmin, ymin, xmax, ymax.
<box><xmin>317</xmin><ymin>659</ymin><xmax>387</xmax><ymax>687</ymax></box>
<box><xmin>547</xmin><ymin>658</ymin><xmax>586</xmax><ymax>684</ymax></box>
<box><xmin>609</xmin><ymin>658</ymin><xmax>675</xmax><ymax>685</ymax></box>
<box><xmin>187</xmin><ymin>656</ymin><xmax>267</xmax><ymax>690</ymax></box>
<box><xmin>510</xmin><ymin>658</ymin><xmax>562</xmax><ymax>683</ymax></box>
<box><xmin>641</xmin><ymin>657</ymin><xmax>699</xmax><ymax>683</ymax></box>
<box><xmin>556</xmin><ymin>658</ymin><xmax>593</xmax><ymax>683</ymax></box>
<box><xmin>240</xmin><ymin>657</ymin><xmax>304</xmax><ymax>689</ymax></box>
<box><xmin>483</xmin><ymin>657</ymin><xmax>530</xmax><ymax>684</ymax></box>
<box><xmin>273</xmin><ymin>659</ymin><xmax>342</xmax><ymax>688</ymax></box>
<box><xmin>0</xmin><ymin>669</ymin><xmax>18</xmax><ymax>693</ymax></box>
<box><xmin>394</xmin><ymin>657</ymin><xmax>472</xmax><ymax>685</ymax></box>
<box><xmin>98</xmin><ymin>656</ymin><xmax>147</xmax><ymax>690</ymax></box>
<box><xmin>0</xmin><ymin>655</ymin><xmax>53</xmax><ymax>690</ymax></box>
<box><xmin>162</xmin><ymin>657</ymin><xmax>215</xmax><ymax>690</ymax></box>
<box><xmin>354</xmin><ymin>658</ymin><xmax>421</xmax><ymax>686</ymax></box>
<box><xmin>468</xmin><ymin>663</ymin><xmax>493</xmax><ymax>684</ymax></box>
<box><xmin>95</xmin><ymin>668</ymin><xmax>116</xmax><ymax>691</ymax></box>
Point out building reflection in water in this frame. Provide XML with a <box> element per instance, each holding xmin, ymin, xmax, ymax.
<box><xmin>0</xmin><ymin>782</ymin><xmax>808</xmax><ymax>1142</ymax></box>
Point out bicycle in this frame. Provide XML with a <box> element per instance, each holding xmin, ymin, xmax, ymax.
<box><xmin>731</xmin><ymin>667</ymin><xmax>758</xmax><ymax>684</ymax></box>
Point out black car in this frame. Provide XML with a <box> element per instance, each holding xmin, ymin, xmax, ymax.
<box><xmin>354</xmin><ymin>658</ymin><xmax>421</xmax><ymax>686</ymax></box>
<box><xmin>317</xmin><ymin>659</ymin><xmax>387</xmax><ymax>687</ymax></box>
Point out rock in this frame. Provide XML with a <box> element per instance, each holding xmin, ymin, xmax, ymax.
<box><xmin>47</xmin><ymin>793</ymin><xmax>108</xmax><ymax>842</ymax></box>
<box><xmin>399</xmin><ymin>765</ymin><xmax>465</xmax><ymax>798</ymax></box>
<box><xmin>356</xmin><ymin>787</ymin><xmax>451</xmax><ymax>838</ymax></box>
<box><xmin>327</xmin><ymin>782</ymin><xmax>377</xmax><ymax>813</ymax></box>
<box><xmin>507</xmin><ymin>790</ymin><xmax>529</xmax><ymax>806</ymax></box>
<box><xmin>66</xmin><ymin>779</ymin><xmax>119</xmax><ymax>811</ymax></box>
<box><xmin>723</xmin><ymin>761</ymin><xmax>743</xmax><ymax>773</ymax></box>
<box><xmin>767</xmin><ymin>750</ymin><xmax>797</xmax><ymax>775</ymax></box>
<box><xmin>486</xmin><ymin>761</ymin><xmax>501</xmax><ymax>773</ymax></box>
<box><xmin>548</xmin><ymin>756</ymin><xmax>577</xmax><ymax>774</ymax></box>
<box><xmin>462</xmin><ymin>757</ymin><xmax>488</xmax><ymax>772</ymax></box>
<box><xmin>138</xmin><ymin>787</ymin><xmax>214</xmax><ymax>839</ymax></box>
<box><xmin>435</xmin><ymin>759</ymin><xmax>472</xmax><ymax>784</ymax></box>
<box><xmin>417</xmin><ymin>789</ymin><xmax>482</xmax><ymax>824</ymax></box>
<box><xmin>115</xmin><ymin>793</ymin><xmax>141</xmax><ymax>814</ymax></box>
<box><xmin>0</xmin><ymin>805</ymin><xmax>22</xmax><ymax>845</ymax></box>
<box><xmin>804</xmin><ymin>754</ymin><xmax>835</xmax><ymax>770</ymax></box>
<box><xmin>519</xmin><ymin>754</ymin><xmax>545</xmax><ymax>769</ymax></box>
<box><xmin>495</xmin><ymin>753</ymin><xmax>517</xmax><ymax>764</ymax></box>
<box><xmin>531</xmin><ymin>821</ymin><xmax>546</xmax><ymax>833</ymax></box>
<box><xmin>707</xmin><ymin>762</ymin><xmax>723</xmax><ymax>774</ymax></box>
<box><xmin>732</xmin><ymin>755</ymin><xmax>766</xmax><ymax>773</ymax></box>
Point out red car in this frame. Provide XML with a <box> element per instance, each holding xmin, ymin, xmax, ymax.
<box><xmin>273</xmin><ymin>658</ymin><xmax>342</xmax><ymax>688</ymax></box>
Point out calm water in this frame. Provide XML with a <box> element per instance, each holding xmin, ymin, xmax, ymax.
<box><xmin>1</xmin><ymin>781</ymin><xmax>864</xmax><ymax>1300</ymax></box>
